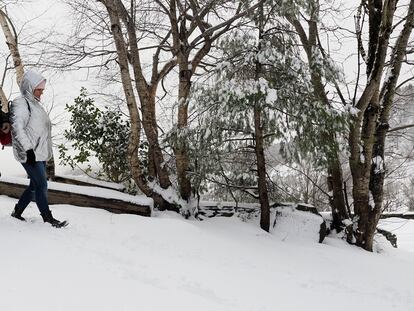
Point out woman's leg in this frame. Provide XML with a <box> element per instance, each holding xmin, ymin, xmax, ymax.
<box><xmin>17</xmin><ymin>161</ymin><xmax>66</xmax><ymax>227</ymax></box>
<box><xmin>21</xmin><ymin>161</ymin><xmax>50</xmax><ymax>215</ymax></box>
<box><xmin>15</xmin><ymin>178</ymin><xmax>35</xmax><ymax>213</ymax></box>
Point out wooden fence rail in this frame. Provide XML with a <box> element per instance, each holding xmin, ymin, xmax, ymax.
<box><xmin>0</xmin><ymin>179</ymin><xmax>151</xmax><ymax>216</ymax></box>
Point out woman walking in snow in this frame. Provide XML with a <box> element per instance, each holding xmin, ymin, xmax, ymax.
<box><xmin>10</xmin><ymin>70</ymin><xmax>67</xmax><ymax>228</ymax></box>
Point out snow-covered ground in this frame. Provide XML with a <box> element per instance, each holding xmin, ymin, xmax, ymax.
<box><xmin>1</xmin><ymin>148</ymin><xmax>414</xmax><ymax>311</ymax></box>
<box><xmin>0</xmin><ymin>196</ymin><xmax>413</xmax><ymax>311</ymax></box>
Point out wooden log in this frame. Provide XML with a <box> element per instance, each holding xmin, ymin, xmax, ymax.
<box><xmin>0</xmin><ymin>179</ymin><xmax>151</xmax><ymax>216</ymax></box>
<box><xmin>51</xmin><ymin>175</ymin><xmax>126</xmax><ymax>192</ymax></box>
<box><xmin>198</xmin><ymin>203</ymin><xmax>414</xmax><ymax>221</ymax></box>
<box><xmin>196</xmin><ymin>202</ymin><xmax>311</xmax><ymax>219</ymax></box>
<box><xmin>380</xmin><ymin>213</ymin><xmax>414</xmax><ymax>220</ymax></box>
<box><xmin>196</xmin><ymin>203</ymin><xmax>259</xmax><ymax>219</ymax></box>
<box><xmin>376</xmin><ymin>228</ymin><xmax>398</xmax><ymax>248</ymax></box>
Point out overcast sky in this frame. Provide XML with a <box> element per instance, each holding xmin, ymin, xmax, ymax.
<box><xmin>0</xmin><ymin>0</ymin><xmax>119</xmax><ymax>143</ymax></box>
<box><xmin>2</xmin><ymin>0</ymin><xmax>413</xmax><ymax>126</ymax></box>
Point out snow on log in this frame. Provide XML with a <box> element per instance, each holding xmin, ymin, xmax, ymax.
<box><xmin>0</xmin><ymin>176</ymin><xmax>151</xmax><ymax>216</ymax></box>
<box><xmin>196</xmin><ymin>201</ymin><xmax>260</xmax><ymax>218</ymax></box>
<box><xmin>376</xmin><ymin>228</ymin><xmax>398</xmax><ymax>248</ymax></box>
<box><xmin>380</xmin><ymin>213</ymin><xmax>414</xmax><ymax>220</ymax></box>
<box><xmin>51</xmin><ymin>175</ymin><xmax>126</xmax><ymax>192</ymax></box>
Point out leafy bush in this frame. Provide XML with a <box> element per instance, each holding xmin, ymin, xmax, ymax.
<box><xmin>58</xmin><ymin>88</ymin><xmax>146</xmax><ymax>186</ymax></box>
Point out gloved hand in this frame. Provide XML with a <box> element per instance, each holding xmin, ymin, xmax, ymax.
<box><xmin>0</xmin><ymin>111</ymin><xmax>9</xmax><ymax>133</ymax></box>
<box><xmin>1</xmin><ymin>122</ymin><xmax>10</xmax><ymax>133</ymax></box>
<box><xmin>26</xmin><ymin>149</ymin><xmax>36</xmax><ymax>166</ymax></box>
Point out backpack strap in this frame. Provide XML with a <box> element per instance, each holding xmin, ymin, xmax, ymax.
<box><xmin>8</xmin><ymin>99</ymin><xmax>31</xmax><ymax>114</ymax></box>
<box><xmin>24</xmin><ymin>98</ymin><xmax>31</xmax><ymax>113</ymax></box>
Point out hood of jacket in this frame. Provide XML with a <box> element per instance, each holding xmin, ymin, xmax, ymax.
<box><xmin>19</xmin><ymin>70</ymin><xmax>46</xmax><ymax>100</ymax></box>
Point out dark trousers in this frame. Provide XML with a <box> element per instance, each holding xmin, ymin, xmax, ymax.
<box><xmin>16</xmin><ymin>161</ymin><xmax>50</xmax><ymax>215</ymax></box>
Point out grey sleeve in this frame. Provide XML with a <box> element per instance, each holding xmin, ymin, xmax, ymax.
<box><xmin>10</xmin><ymin>99</ymin><xmax>32</xmax><ymax>151</ymax></box>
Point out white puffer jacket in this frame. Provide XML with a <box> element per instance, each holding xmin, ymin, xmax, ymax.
<box><xmin>10</xmin><ymin>70</ymin><xmax>52</xmax><ymax>163</ymax></box>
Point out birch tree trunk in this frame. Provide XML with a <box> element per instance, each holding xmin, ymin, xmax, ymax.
<box><xmin>115</xmin><ymin>0</ymin><xmax>172</xmax><ymax>191</ymax></box>
<box><xmin>0</xmin><ymin>8</ymin><xmax>24</xmax><ymax>112</ymax></box>
<box><xmin>99</xmin><ymin>0</ymin><xmax>180</xmax><ymax>210</ymax></box>
<box><xmin>99</xmin><ymin>0</ymin><xmax>164</xmax><ymax>208</ymax></box>
<box><xmin>0</xmin><ymin>9</ymin><xmax>24</xmax><ymax>87</ymax></box>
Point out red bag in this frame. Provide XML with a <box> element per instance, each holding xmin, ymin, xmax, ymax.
<box><xmin>0</xmin><ymin>107</ymin><xmax>11</xmax><ymax>146</ymax></box>
<box><xmin>0</xmin><ymin>130</ymin><xmax>12</xmax><ymax>146</ymax></box>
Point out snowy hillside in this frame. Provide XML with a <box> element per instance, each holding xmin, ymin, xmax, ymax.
<box><xmin>0</xmin><ymin>149</ymin><xmax>413</xmax><ymax>311</ymax></box>
<box><xmin>1</xmin><ymin>196</ymin><xmax>414</xmax><ymax>311</ymax></box>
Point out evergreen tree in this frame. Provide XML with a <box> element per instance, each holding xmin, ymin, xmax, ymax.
<box><xmin>188</xmin><ymin>18</ymin><xmax>347</xmax><ymax>230</ymax></box>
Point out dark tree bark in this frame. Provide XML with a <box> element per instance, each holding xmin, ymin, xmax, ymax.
<box><xmin>368</xmin><ymin>0</ymin><xmax>414</xmax><ymax>250</ymax></box>
<box><xmin>286</xmin><ymin>0</ymin><xmax>414</xmax><ymax>251</ymax></box>
<box><xmin>254</xmin><ymin>2</ymin><xmax>270</xmax><ymax>232</ymax></box>
<box><xmin>349</xmin><ymin>0</ymin><xmax>398</xmax><ymax>251</ymax></box>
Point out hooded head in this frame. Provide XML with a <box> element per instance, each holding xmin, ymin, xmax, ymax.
<box><xmin>20</xmin><ymin>70</ymin><xmax>46</xmax><ymax>101</ymax></box>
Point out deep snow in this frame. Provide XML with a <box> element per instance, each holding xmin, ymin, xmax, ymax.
<box><xmin>1</xmin><ymin>196</ymin><xmax>414</xmax><ymax>311</ymax></box>
<box><xmin>1</xmin><ymin>149</ymin><xmax>414</xmax><ymax>311</ymax></box>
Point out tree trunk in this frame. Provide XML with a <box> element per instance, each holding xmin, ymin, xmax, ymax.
<box><xmin>0</xmin><ymin>9</ymin><xmax>24</xmax><ymax>87</ymax></box>
<box><xmin>328</xmin><ymin>155</ymin><xmax>349</xmax><ymax>232</ymax></box>
<box><xmin>168</xmin><ymin>0</ymin><xmax>193</xmax><ymax>202</ymax></box>
<box><xmin>139</xmin><ymin>92</ymin><xmax>171</xmax><ymax>190</ymax></box>
<box><xmin>102</xmin><ymin>0</ymin><xmax>180</xmax><ymax>211</ymax></box>
<box><xmin>102</xmin><ymin>0</ymin><xmax>168</xmax><ymax>209</ymax></box>
<box><xmin>176</xmin><ymin>62</ymin><xmax>192</xmax><ymax>201</ymax></box>
<box><xmin>367</xmin><ymin>0</ymin><xmax>414</xmax><ymax>249</ymax></box>
<box><xmin>0</xmin><ymin>88</ymin><xmax>8</xmax><ymax>113</ymax></box>
<box><xmin>254</xmin><ymin>103</ymin><xmax>270</xmax><ymax>232</ymax></box>
<box><xmin>286</xmin><ymin>11</ymin><xmax>349</xmax><ymax>232</ymax></box>
<box><xmin>114</xmin><ymin>0</ymin><xmax>172</xmax><ymax>192</ymax></box>
<box><xmin>351</xmin><ymin>160</ymin><xmax>374</xmax><ymax>249</ymax></box>
<box><xmin>254</xmin><ymin>3</ymin><xmax>270</xmax><ymax>232</ymax></box>
<box><xmin>0</xmin><ymin>8</ymin><xmax>25</xmax><ymax>111</ymax></box>
<box><xmin>348</xmin><ymin>0</ymin><xmax>397</xmax><ymax>251</ymax></box>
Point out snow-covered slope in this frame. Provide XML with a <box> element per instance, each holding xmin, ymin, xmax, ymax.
<box><xmin>1</xmin><ymin>147</ymin><xmax>413</xmax><ymax>310</ymax></box>
<box><xmin>1</xmin><ymin>196</ymin><xmax>413</xmax><ymax>311</ymax></box>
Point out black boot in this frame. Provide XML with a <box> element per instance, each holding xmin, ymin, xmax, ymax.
<box><xmin>11</xmin><ymin>205</ymin><xmax>26</xmax><ymax>221</ymax></box>
<box><xmin>41</xmin><ymin>211</ymin><xmax>68</xmax><ymax>228</ymax></box>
